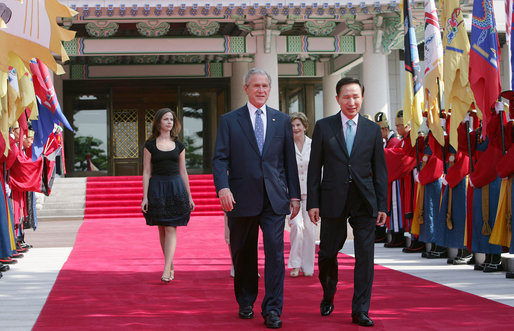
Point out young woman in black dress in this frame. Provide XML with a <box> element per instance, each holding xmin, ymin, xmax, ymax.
<box><xmin>141</xmin><ymin>108</ymin><xmax>195</xmax><ymax>283</ymax></box>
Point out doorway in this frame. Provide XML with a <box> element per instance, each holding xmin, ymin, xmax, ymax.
<box><xmin>63</xmin><ymin>79</ymin><xmax>228</xmax><ymax>176</ymax></box>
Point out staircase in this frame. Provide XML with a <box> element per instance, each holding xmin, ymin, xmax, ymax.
<box><xmin>36</xmin><ymin>177</ymin><xmax>86</xmax><ymax>221</ymax></box>
<box><xmin>84</xmin><ymin>174</ymin><xmax>223</xmax><ymax>219</ymax></box>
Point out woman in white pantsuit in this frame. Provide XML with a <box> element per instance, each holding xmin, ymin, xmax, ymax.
<box><xmin>288</xmin><ymin>112</ymin><xmax>317</xmax><ymax>277</ymax></box>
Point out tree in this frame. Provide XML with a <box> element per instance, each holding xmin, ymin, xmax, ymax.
<box><xmin>74</xmin><ymin>135</ymin><xmax>108</xmax><ymax>171</ymax></box>
<box><xmin>183</xmin><ymin>135</ymin><xmax>203</xmax><ymax>168</ymax></box>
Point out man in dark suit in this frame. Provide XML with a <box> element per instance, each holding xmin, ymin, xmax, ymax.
<box><xmin>212</xmin><ymin>68</ymin><xmax>301</xmax><ymax>329</ymax></box>
<box><xmin>307</xmin><ymin>77</ymin><xmax>387</xmax><ymax>327</ymax></box>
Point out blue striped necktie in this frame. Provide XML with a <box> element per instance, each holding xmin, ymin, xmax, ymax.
<box><xmin>255</xmin><ymin>109</ymin><xmax>264</xmax><ymax>154</ymax></box>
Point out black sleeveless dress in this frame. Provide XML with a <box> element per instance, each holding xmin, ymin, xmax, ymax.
<box><xmin>143</xmin><ymin>139</ymin><xmax>190</xmax><ymax>226</ymax></box>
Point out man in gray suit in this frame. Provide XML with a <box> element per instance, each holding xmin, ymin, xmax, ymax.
<box><xmin>307</xmin><ymin>77</ymin><xmax>387</xmax><ymax>327</ymax></box>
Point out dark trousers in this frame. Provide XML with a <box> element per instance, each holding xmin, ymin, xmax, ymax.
<box><xmin>318</xmin><ymin>183</ymin><xmax>376</xmax><ymax>314</ymax></box>
<box><xmin>228</xmin><ymin>196</ymin><xmax>285</xmax><ymax>316</ymax></box>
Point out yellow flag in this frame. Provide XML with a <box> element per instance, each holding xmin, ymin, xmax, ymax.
<box><xmin>0</xmin><ymin>70</ymin><xmax>9</xmax><ymax>155</ymax></box>
<box><xmin>8</xmin><ymin>52</ymin><xmax>37</xmax><ymax>120</ymax></box>
<box><xmin>441</xmin><ymin>0</ymin><xmax>476</xmax><ymax>150</ymax></box>
<box><xmin>7</xmin><ymin>65</ymin><xmax>21</xmax><ymax>127</ymax></box>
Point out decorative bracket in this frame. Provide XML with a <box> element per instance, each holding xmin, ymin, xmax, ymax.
<box><xmin>186</xmin><ymin>20</ymin><xmax>220</xmax><ymax>36</ymax></box>
<box><xmin>136</xmin><ymin>20</ymin><xmax>170</xmax><ymax>37</ymax></box>
<box><xmin>305</xmin><ymin>20</ymin><xmax>336</xmax><ymax>36</ymax></box>
<box><xmin>85</xmin><ymin>21</ymin><xmax>119</xmax><ymax>38</ymax></box>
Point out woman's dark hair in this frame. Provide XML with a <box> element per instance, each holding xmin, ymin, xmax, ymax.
<box><xmin>149</xmin><ymin>108</ymin><xmax>181</xmax><ymax>141</ymax></box>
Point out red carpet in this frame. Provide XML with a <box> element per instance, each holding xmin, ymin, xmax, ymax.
<box><xmin>34</xmin><ymin>215</ymin><xmax>514</xmax><ymax>330</ymax></box>
<box><xmin>85</xmin><ymin>175</ymin><xmax>223</xmax><ymax>219</ymax></box>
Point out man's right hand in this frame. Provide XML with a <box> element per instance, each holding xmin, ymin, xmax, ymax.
<box><xmin>308</xmin><ymin>208</ymin><xmax>320</xmax><ymax>225</ymax></box>
<box><xmin>218</xmin><ymin>188</ymin><xmax>236</xmax><ymax>212</ymax></box>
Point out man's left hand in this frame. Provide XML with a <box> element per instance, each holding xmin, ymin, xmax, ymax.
<box><xmin>376</xmin><ymin>211</ymin><xmax>387</xmax><ymax>226</ymax></box>
<box><xmin>290</xmin><ymin>200</ymin><xmax>300</xmax><ymax>219</ymax></box>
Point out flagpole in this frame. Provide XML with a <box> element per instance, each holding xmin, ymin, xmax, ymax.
<box><xmin>437</xmin><ymin>77</ymin><xmax>447</xmax><ymax>174</ymax></box>
<box><xmin>465</xmin><ymin>114</ymin><xmax>473</xmax><ymax>173</ymax></box>
<box><xmin>415</xmin><ymin>138</ymin><xmax>420</xmax><ymax>172</ymax></box>
<box><xmin>494</xmin><ymin>95</ymin><xmax>507</xmax><ymax>157</ymax></box>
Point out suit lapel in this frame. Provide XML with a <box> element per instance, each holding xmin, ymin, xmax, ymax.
<box><xmin>330</xmin><ymin>112</ymin><xmax>350</xmax><ymax>157</ymax></box>
<box><xmin>236</xmin><ymin>106</ymin><xmax>261</xmax><ymax>155</ymax></box>
<box><xmin>261</xmin><ymin>107</ymin><xmax>277</xmax><ymax>156</ymax></box>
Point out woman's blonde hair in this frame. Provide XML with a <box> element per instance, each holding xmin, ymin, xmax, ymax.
<box><xmin>290</xmin><ymin>112</ymin><xmax>309</xmax><ymax>131</ymax></box>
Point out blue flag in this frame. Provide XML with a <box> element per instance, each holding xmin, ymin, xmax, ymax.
<box><xmin>30</xmin><ymin>96</ymin><xmax>71</xmax><ymax>161</ymax></box>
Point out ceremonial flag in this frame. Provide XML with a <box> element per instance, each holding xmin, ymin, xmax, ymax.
<box><xmin>403</xmin><ymin>0</ymin><xmax>424</xmax><ymax>146</ymax></box>
<box><xmin>0</xmin><ymin>3</ymin><xmax>11</xmax><ymax>29</ymax></box>
<box><xmin>0</xmin><ymin>72</ymin><xmax>7</xmax><ymax>155</ymax></box>
<box><xmin>8</xmin><ymin>53</ymin><xmax>37</xmax><ymax>121</ymax></box>
<box><xmin>469</xmin><ymin>0</ymin><xmax>501</xmax><ymax>135</ymax></box>
<box><xmin>442</xmin><ymin>0</ymin><xmax>476</xmax><ymax>151</ymax></box>
<box><xmin>29</xmin><ymin>59</ymin><xmax>72</xmax><ymax>160</ymax></box>
<box><xmin>16</xmin><ymin>108</ymin><xmax>30</xmax><ymax>147</ymax></box>
<box><xmin>0</xmin><ymin>0</ymin><xmax>76</xmax><ymax>74</ymax></box>
<box><xmin>31</xmin><ymin>96</ymin><xmax>57</xmax><ymax>161</ymax></box>
<box><xmin>506</xmin><ymin>0</ymin><xmax>514</xmax><ymax>89</ymax></box>
<box><xmin>29</xmin><ymin>58</ymin><xmax>72</xmax><ymax>131</ymax></box>
<box><xmin>1</xmin><ymin>65</ymin><xmax>20</xmax><ymax>154</ymax></box>
<box><xmin>424</xmin><ymin>0</ymin><xmax>445</xmax><ymax>146</ymax></box>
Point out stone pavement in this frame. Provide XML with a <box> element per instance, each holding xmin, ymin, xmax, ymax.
<box><xmin>0</xmin><ymin>219</ymin><xmax>513</xmax><ymax>330</ymax></box>
<box><xmin>0</xmin><ymin>220</ymin><xmax>81</xmax><ymax>331</ymax></box>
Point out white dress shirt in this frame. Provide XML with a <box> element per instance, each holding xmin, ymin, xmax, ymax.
<box><xmin>340</xmin><ymin>112</ymin><xmax>359</xmax><ymax>141</ymax></box>
<box><xmin>247</xmin><ymin>102</ymin><xmax>267</xmax><ymax>138</ymax></box>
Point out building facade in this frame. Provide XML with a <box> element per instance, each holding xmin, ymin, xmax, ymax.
<box><xmin>55</xmin><ymin>1</ymin><xmax>509</xmax><ymax>176</ymax></box>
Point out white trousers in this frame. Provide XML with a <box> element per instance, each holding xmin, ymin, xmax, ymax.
<box><xmin>287</xmin><ymin>198</ymin><xmax>316</xmax><ymax>274</ymax></box>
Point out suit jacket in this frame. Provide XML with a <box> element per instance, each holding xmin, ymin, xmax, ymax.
<box><xmin>212</xmin><ymin>105</ymin><xmax>301</xmax><ymax>217</ymax></box>
<box><xmin>307</xmin><ymin>112</ymin><xmax>388</xmax><ymax>218</ymax></box>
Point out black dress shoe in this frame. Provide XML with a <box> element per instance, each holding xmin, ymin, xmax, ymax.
<box><xmin>483</xmin><ymin>263</ymin><xmax>502</xmax><ymax>273</ymax></box>
<box><xmin>262</xmin><ymin>310</ymin><xmax>282</xmax><ymax>329</ymax></box>
<box><xmin>320</xmin><ymin>299</ymin><xmax>334</xmax><ymax>316</ymax></box>
<box><xmin>453</xmin><ymin>254</ymin><xmax>473</xmax><ymax>265</ymax></box>
<box><xmin>474</xmin><ymin>263</ymin><xmax>486</xmax><ymax>271</ymax></box>
<box><xmin>352</xmin><ymin>312</ymin><xmax>374</xmax><ymax>327</ymax></box>
<box><xmin>263</xmin><ymin>310</ymin><xmax>282</xmax><ymax>329</ymax></box>
<box><xmin>402</xmin><ymin>240</ymin><xmax>425</xmax><ymax>253</ymax></box>
<box><xmin>16</xmin><ymin>246</ymin><xmax>28</xmax><ymax>253</ymax></box>
<box><xmin>238</xmin><ymin>306</ymin><xmax>254</xmax><ymax>319</ymax></box>
<box><xmin>425</xmin><ymin>250</ymin><xmax>448</xmax><ymax>259</ymax></box>
<box><xmin>384</xmin><ymin>239</ymin><xmax>407</xmax><ymax>248</ymax></box>
<box><xmin>452</xmin><ymin>257</ymin><xmax>469</xmax><ymax>265</ymax></box>
<box><xmin>0</xmin><ymin>257</ymin><xmax>17</xmax><ymax>264</ymax></box>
